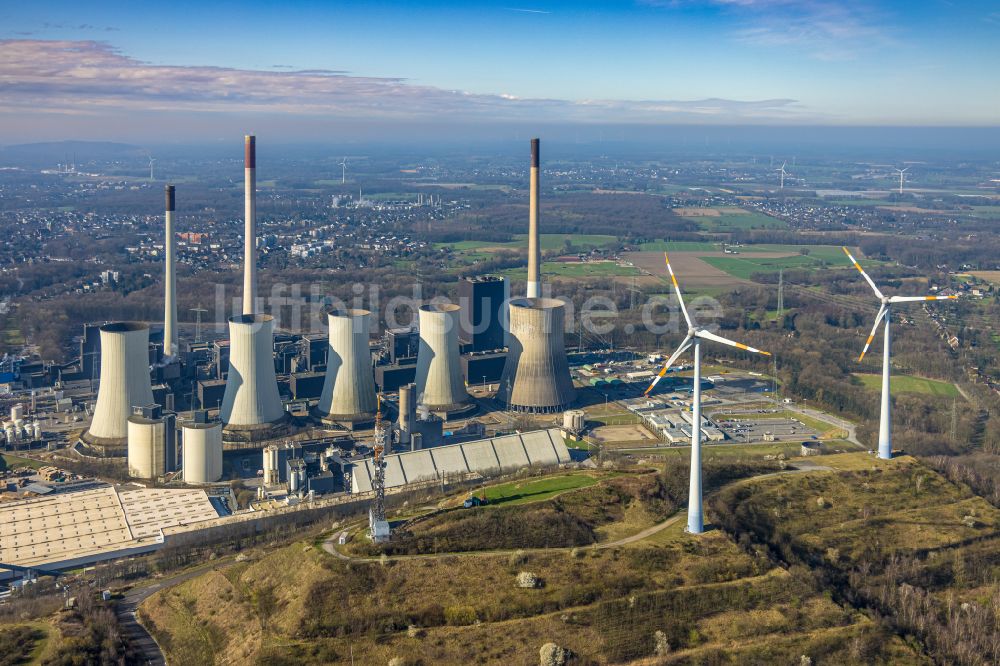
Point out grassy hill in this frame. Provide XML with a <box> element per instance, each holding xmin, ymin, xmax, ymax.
<box><xmin>140</xmin><ymin>463</ymin><xmax>932</xmax><ymax>664</ymax></box>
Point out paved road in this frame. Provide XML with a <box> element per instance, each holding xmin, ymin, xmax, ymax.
<box><xmin>117</xmin><ymin>561</ymin><xmax>225</xmax><ymax>666</ymax></box>
<box><xmin>782</xmin><ymin>403</ymin><xmax>863</xmax><ymax>448</ymax></box>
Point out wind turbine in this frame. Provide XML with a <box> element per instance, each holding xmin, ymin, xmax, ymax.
<box><xmin>777</xmin><ymin>161</ymin><xmax>787</xmax><ymax>189</ymax></box>
<box><xmin>843</xmin><ymin>247</ymin><xmax>957</xmax><ymax>459</ymax></box>
<box><xmin>339</xmin><ymin>157</ymin><xmax>347</xmax><ymax>184</ymax></box>
<box><xmin>149</xmin><ymin>156</ymin><xmax>156</xmax><ymax>181</ymax></box>
<box><xmin>895</xmin><ymin>167</ymin><xmax>909</xmax><ymax>195</ymax></box>
<box><xmin>645</xmin><ymin>253</ymin><xmax>770</xmax><ymax>534</ymax></box>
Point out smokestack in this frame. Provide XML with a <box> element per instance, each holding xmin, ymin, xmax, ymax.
<box><xmin>82</xmin><ymin>323</ymin><xmax>155</xmax><ymax>453</ymax></box>
<box><xmin>527</xmin><ymin>138</ymin><xmax>541</xmax><ymax>298</ymax></box>
<box><xmin>163</xmin><ymin>185</ymin><xmax>177</xmax><ymax>358</ymax></box>
<box><xmin>313</xmin><ymin>309</ymin><xmax>378</xmax><ymax>426</ymax></box>
<box><xmin>398</xmin><ymin>382</ymin><xmax>415</xmax><ymax>446</ymax></box>
<box><xmin>414</xmin><ymin>304</ymin><xmax>473</xmax><ymax>417</ymax></box>
<box><xmin>243</xmin><ymin>135</ymin><xmax>256</xmax><ymax>315</ymax></box>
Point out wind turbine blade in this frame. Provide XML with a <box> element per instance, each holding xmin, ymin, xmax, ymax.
<box><xmin>664</xmin><ymin>253</ymin><xmax>692</xmax><ymax>328</ymax></box>
<box><xmin>888</xmin><ymin>294</ymin><xmax>957</xmax><ymax>303</ymax></box>
<box><xmin>858</xmin><ymin>304</ymin><xmax>888</xmax><ymax>362</ymax></box>
<box><xmin>695</xmin><ymin>329</ymin><xmax>770</xmax><ymax>356</ymax></box>
<box><xmin>842</xmin><ymin>247</ymin><xmax>883</xmax><ymax>299</ymax></box>
<box><xmin>644</xmin><ymin>334</ymin><xmax>693</xmax><ymax>396</ymax></box>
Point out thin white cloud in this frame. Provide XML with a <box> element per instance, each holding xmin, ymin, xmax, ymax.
<box><xmin>646</xmin><ymin>0</ymin><xmax>893</xmax><ymax>60</ymax></box>
<box><xmin>0</xmin><ymin>39</ymin><xmax>814</xmax><ymax>124</ymax></box>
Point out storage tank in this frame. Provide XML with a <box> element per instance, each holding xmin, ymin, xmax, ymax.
<box><xmin>497</xmin><ymin>298</ymin><xmax>576</xmax><ymax>413</ymax></box>
<box><xmin>83</xmin><ymin>323</ymin><xmax>155</xmax><ymax>454</ymax></box>
<box><xmin>414</xmin><ymin>304</ymin><xmax>473</xmax><ymax>417</ymax></box>
<box><xmin>181</xmin><ymin>412</ymin><xmax>223</xmax><ymax>484</ymax></box>
<box><xmin>262</xmin><ymin>444</ymin><xmax>280</xmax><ymax>486</ymax></box>
<box><xmin>127</xmin><ymin>406</ymin><xmax>175</xmax><ymax>479</ymax></box>
<box><xmin>563</xmin><ymin>409</ymin><xmax>586</xmax><ymax>432</ymax></box>
<box><xmin>313</xmin><ymin>309</ymin><xmax>377</xmax><ymax>426</ymax></box>
<box><xmin>219</xmin><ymin>314</ymin><xmax>286</xmax><ymax>436</ymax></box>
<box><xmin>31</xmin><ymin>422</ymin><xmax>42</xmax><ymax>441</ymax></box>
<box><xmin>10</xmin><ymin>404</ymin><xmax>23</xmax><ymax>422</ymax></box>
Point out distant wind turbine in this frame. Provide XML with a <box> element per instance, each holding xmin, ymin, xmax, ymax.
<box><xmin>895</xmin><ymin>167</ymin><xmax>909</xmax><ymax>195</ymax></box>
<box><xmin>340</xmin><ymin>157</ymin><xmax>347</xmax><ymax>184</ymax></box>
<box><xmin>645</xmin><ymin>253</ymin><xmax>770</xmax><ymax>534</ymax></box>
<box><xmin>843</xmin><ymin>247</ymin><xmax>957</xmax><ymax>459</ymax></box>
<box><xmin>777</xmin><ymin>161</ymin><xmax>787</xmax><ymax>190</ymax></box>
<box><xmin>149</xmin><ymin>156</ymin><xmax>156</xmax><ymax>181</ymax></box>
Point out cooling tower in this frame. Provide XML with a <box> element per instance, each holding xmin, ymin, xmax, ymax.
<box><xmin>219</xmin><ymin>314</ymin><xmax>286</xmax><ymax>439</ymax></box>
<box><xmin>163</xmin><ymin>185</ymin><xmax>178</xmax><ymax>358</ymax></box>
<box><xmin>243</xmin><ymin>135</ymin><xmax>257</xmax><ymax>315</ymax></box>
<box><xmin>497</xmin><ymin>298</ymin><xmax>575</xmax><ymax>413</ymax></box>
<box><xmin>82</xmin><ymin>323</ymin><xmax>155</xmax><ymax>453</ymax></box>
<box><xmin>527</xmin><ymin>138</ymin><xmax>541</xmax><ymax>298</ymax></box>
<box><xmin>181</xmin><ymin>416</ymin><xmax>223</xmax><ymax>484</ymax></box>
<box><xmin>313</xmin><ymin>309</ymin><xmax>378</xmax><ymax>427</ymax></box>
<box><xmin>414</xmin><ymin>304</ymin><xmax>474</xmax><ymax>417</ymax></box>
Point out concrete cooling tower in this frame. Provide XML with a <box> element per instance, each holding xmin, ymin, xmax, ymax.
<box><xmin>497</xmin><ymin>298</ymin><xmax>576</xmax><ymax>413</ymax></box>
<box><xmin>82</xmin><ymin>323</ymin><xmax>155</xmax><ymax>454</ymax></box>
<box><xmin>220</xmin><ymin>314</ymin><xmax>287</xmax><ymax>443</ymax></box>
<box><xmin>414</xmin><ymin>304</ymin><xmax>474</xmax><ymax>418</ymax></box>
<box><xmin>313</xmin><ymin>309</ymin><xmax>378</xmax><ymax>428</ymax></box>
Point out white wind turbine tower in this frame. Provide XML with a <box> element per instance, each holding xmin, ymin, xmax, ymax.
<box><xmin>149</xmin><ymin>156</ymin><xmax>156</xmax><ymax>181</ymax></box>
<box><xmin>895</xmin><ymin>167</ymin><xmax>909</xmax><ymax>195</ymax></box>
<box><xmin>843</xmin><ymin>247</ymin><xmax>957</xmax><ymax>459</ymax></box>
<box><xmin>645</xmin><ymin>253</ymin><xmax>770</xmax><ymax>534</ymax></box>
<box><xmin>778</xmin><ymin>161</ymin><xmax>787</xmax><ymax>189</ymax></box>
<box><xmin>340</xmin><ymin>157</ymin><xmax>347</xmax><ymax>184</ymax></box>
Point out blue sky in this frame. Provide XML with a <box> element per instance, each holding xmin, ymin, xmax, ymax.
<box><xmin>1</xmin><ymin>1</ymin><xmax>998</xmax><ymax>141</ymax></box>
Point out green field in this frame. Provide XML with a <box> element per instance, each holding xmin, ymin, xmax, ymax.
<box><xmin>696</xmin><ymin>211</ymin><xmax>788</xmax><ymax>231</ymax></box>
<box><xmin>619</xmin><ymin>441</ymin><xmax>803</xmax><ymax>460</ymax></box>
<box><xmin>0</xmin><ymin>453</ymin><xmax>44</xmax><ymax>470</ymax></box>
<box><xmin>853</xmin><ymin>373</ymin><xmax>960</xmax><ymax>398</ymax></box>
<box><xmin>437</xmin><ymin>233</ymin><xmax>617</xmax><ymax>254</ymax></box>
<box><xmin>481</xmin><ymin>473</ymin><xmax>599</xmax><ymax>506</ymax></box>
<box><xmin>506</xmin><ymin>261</ymin><xmax>640</xmax><ymax>280</ymax></box>
<box><xmin>637</xmin><ymin>240</ymin><xmax>719</xmax><ymax>252</ymax></box>
<box><xmin>737</xmin><ymin>244</ymin><xmax>850</xmax><ymax>264</ymax></box>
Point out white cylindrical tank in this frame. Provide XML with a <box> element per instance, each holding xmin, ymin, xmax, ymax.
<box><xmin>13</xmin><ymin>419</ymin><xmax>24</xmax><ymax>441</ymax></box>
<box><xmin>220</xmin><ymin>314</ymin><xmax>284</xmax><ymax>428</ymax></box>
<box><xmin>497</xmin><ymin>298</ymin><xmax>576</xmax><ymax>413</ymax></box>
<box><xmin>31</xmin><ymin>422</ymin><xmax>42</xmax><ymax>441</ymax></box>
<box><xmin>4</xmin><ymin>424</ymin><xmax>14</xmax><ymax>443</ymax></box>
<box><xmin>127</xmin><ymin>420</ymin><xmax>158</xmax><ymax>479</ymax></box>
<box><xmin>10</xmin><ymin>404</ymin><xmax>23</xmax><ymax>422</ymax></box>
<box><xmin>564</xmin><ymin>409</ymin><xmax>586</xmax><ymax>432</ymax></box>
<box><xmin>314</xmin><ymin>309</ymin><xmax>377</xmax><ymax>424</ymax></box>
<box><xmin>84</xmin><ymin>323</ymin><xmax>155</xmax><ymax>448</ymax></box>
<box><xmin>181</xmin><ymin>420</ymin><xmax>223</xmax><ymax>484</ymax></box>
<box><xmin>262</xmin><ymin>444</ymin><xmax>280</xmax><ymax>486</ymax></box>
<box><xmin>414</xmin><ymin>304</ymin><xmax>472</xmax><ymax>415</ymax></box>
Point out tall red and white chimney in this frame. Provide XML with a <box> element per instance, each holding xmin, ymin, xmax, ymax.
<box><xmin>527</xmin><ymin>138</ymin><xmax>541</xmax><ymax>298</ymax></box>
<box><xmin>243</xmin><ymin>135</ymin><xmax>257</xmax><ymax>315</ymax></box>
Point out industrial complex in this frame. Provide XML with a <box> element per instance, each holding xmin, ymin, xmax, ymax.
<box><xmin>0</xmin><ymin>135</ymin><xmax>824</xmax><ymax>580</ymax></box>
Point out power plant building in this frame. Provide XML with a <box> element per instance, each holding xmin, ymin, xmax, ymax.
<box><xmin>350</xmin><ymin>428</ymin><xmax>571</xmax><ymax>493</ymax></box>
<box><xmin>458</xmin><ymin>276</ymin><xmax>508</xmax><ymax>352</ymax></box>
<box><xmin>497</xmin><ymin>298</ymin><xmax>576</xmax><ymax>413</ymax></box>
<box><xmin>82</xmin><ymin>323</ymin><xmax>156</xmax><ymax>455</ymax></box>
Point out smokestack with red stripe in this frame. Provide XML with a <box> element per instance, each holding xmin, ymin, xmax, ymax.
<box><xmin>527</xmin><ymin>138</ymin><xmax>541</xmax><ymax>298</ymax></box>
<box><xmin>164</xmin><ymin>185</ymin><xmax>177</xmax><ymax>358</ymax></box>
<box><xmin>243</xmin><ymin>135</ymin><xmax>256</xmax><ymax>315</ymax></box>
